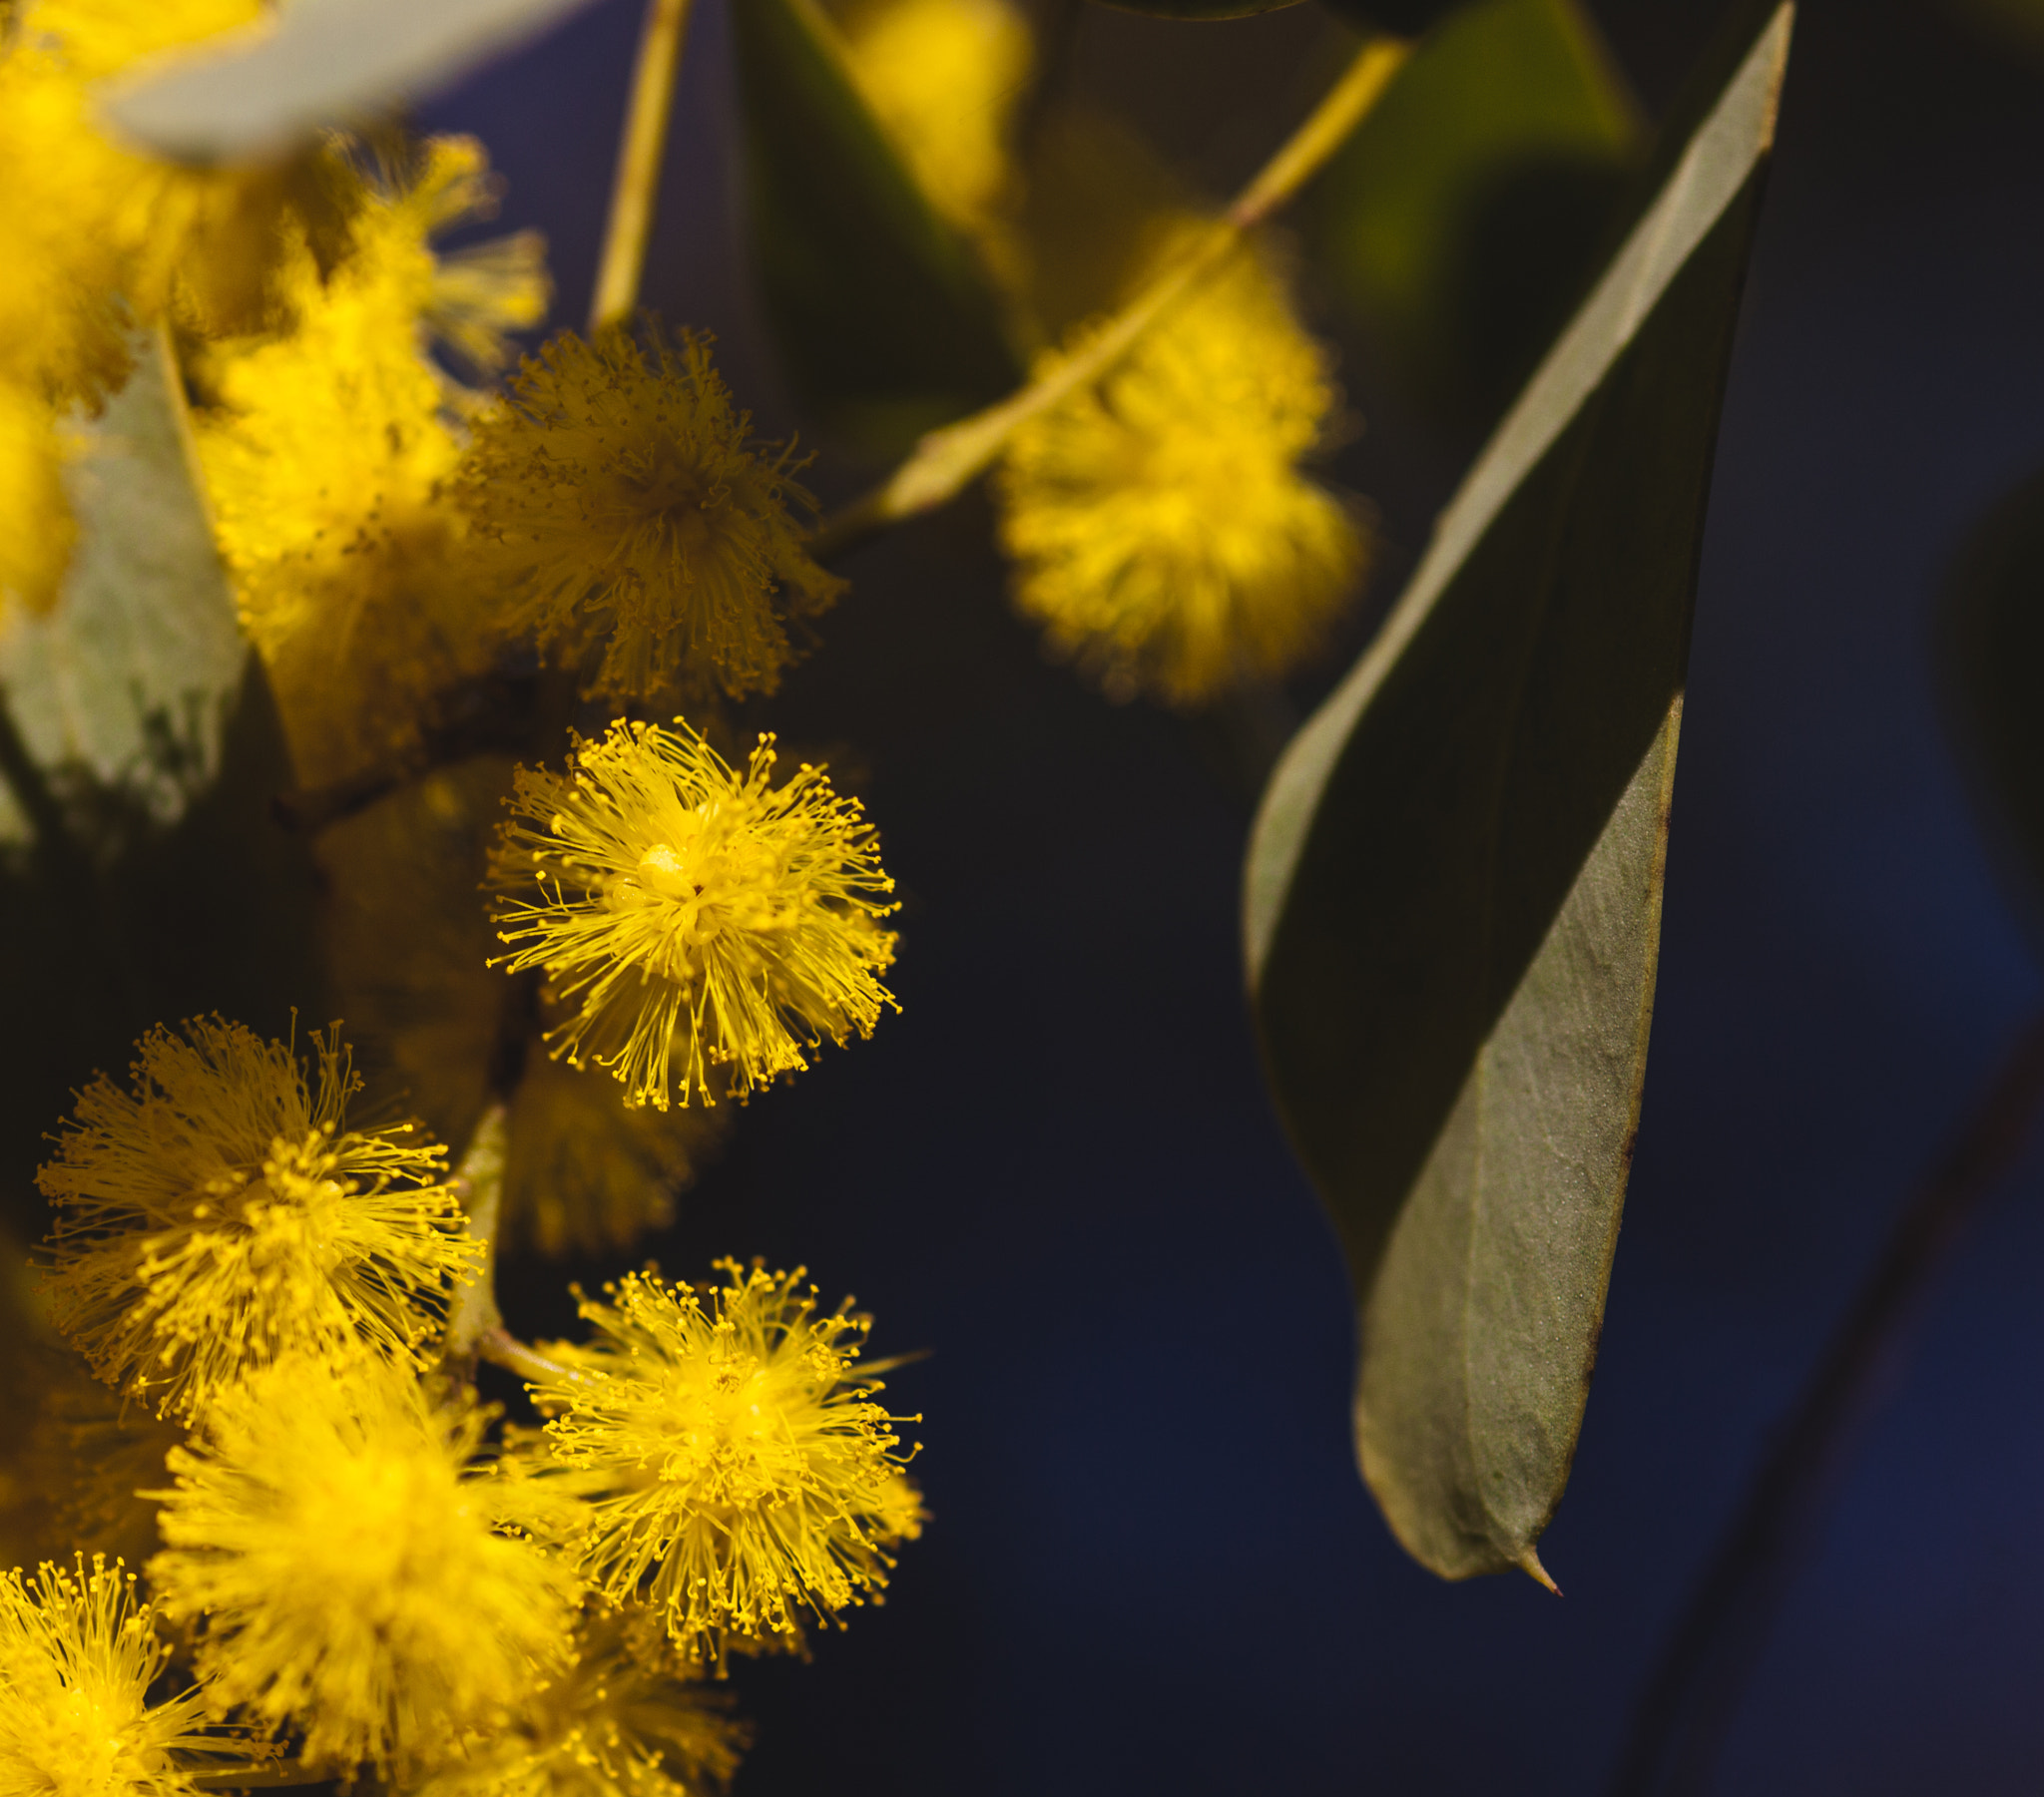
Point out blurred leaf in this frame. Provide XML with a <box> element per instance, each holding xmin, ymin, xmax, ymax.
<box><xmin>103</xmin><ymin>0</ymin><xmax>602</xmax><ymax>165</ymax></box>
<box><xmin>1244</xmin><ymin>7</ymin><xmax>1790</xmax><ymax>1580</ymax></box>
<box><xmin>1310</xmin><ymin>0</ymin><xmax>1642</xmax><ymax>424</ymax></box>
<box><xmin>731</xmin><ymin>0</ymin><xmax>1023</xmax><ymax>451</ymax></box>
<box><xmin>0</xmin><ymin>333</ymin><xmax>323</xmax><ymax>1233</ymax></box>
<box><xmin>1937</xmin><ymin>464</ymin><xmax>2044</xmax><ymax>941</ymax></box>
<box><xmin>0</xmin><ymin>334</ymin><xmax>245</xmax><ymax>846</ymax></box>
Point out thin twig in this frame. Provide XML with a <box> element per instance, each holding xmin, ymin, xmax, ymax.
<box><xmin>478</xmin><ymin>1323</ymin><xmax>591</xmax><ymax>1389</ymax></box>
<box><xmin>443</xmin><ymin>1104</ymin><xmax>509</xmax><ymax>1368</ymax></box>
<box><xmin>806</xmin><ymin>35</ymin><xmax>1410</xmax><ymax>564</ymax></box>
<box><xmin>590</xmin><ymin>0</ymin><xmax>695</xmax><ymax>332</ymax></box>
<box><xmin>188</xmin><ymin>1764</ymin><xmax>335</xmax><ymax>1792</ymax></box>
<box><xmin>267</xmin><ymin>33</ymin><xmax>1403</xmax><ymax>826</ymax></box>
<box><xmin>1607</xmin><ymin>1008</ymin><xmax>2044</xmax><ymax>1797</ymax></box>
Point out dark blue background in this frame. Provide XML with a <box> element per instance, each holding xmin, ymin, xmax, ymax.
<box><xmin>428</xmin><ymin>2</ymin><xmax>2044</xmax><ymax>1789</ymax></box>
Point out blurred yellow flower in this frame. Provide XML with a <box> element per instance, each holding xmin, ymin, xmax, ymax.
<box><xmin>413</xmin><ymin>1605</ymin><xmax>747</xmax><ymax>1797</ymax></box>
<box><xmin>197</xmin><ymin>137</ymin><xmax>545</xmax><ymax>788</ymax></box>
<box><xmin>837</xmin><ymin>0</ymin><xmax>1030</xmax><ymax>241</ymax></box>
<box><xmin>0</xmin><ymin>0</ymin><xmax>266</xmax><ymax>404</ymax></box>
<box><xmin>455</xmin><ymin>328</ymin><xmax>843</xmax><ymax>703</ymax></box>
<box><xmin>504</xmin><ymin>1053</ymin><xmax>730</xmax><ymax>1256</ymax></box>
<box><xmin>36</xmin><ymin>1018</ymin><xmax>477</xmax><ymax>1421</ymax></box>
<box><xmin>150</xmin><ymin>1355</ymin><xmax>578</xmax><ymax>1776</ymax></box>
<box><xmin>0</xmin><ymin>1341</ymin><xmax>185</xmax><ymax>1573</ymax></box>
<box><xmin>996</xmin><ymin>227</ymin><xmax>1367</xmax><ymax>705</ymax></box>
<box><xmin>490</xmin><ymin>719</ymin><xmax>898</xmax><ymax>1111</ymax></box>
<box><xmin>514</xmin><ymin>1264</ymin><xmax>921</xmax><ymax>1663</ymax></box>
<box><xmin>0</xmin><ymin>0</ymin><xmax>354</xmax><ymax>614</ymax></box>
<box><xmin>0</xmin><ymin>1553</ymin><xmax>268</xmax><ymax>1797</ymax></box>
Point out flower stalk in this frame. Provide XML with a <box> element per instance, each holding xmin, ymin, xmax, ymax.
<box><xmin>442</xmin><ymin>1104</ymin><xmax>509</xmax><ymax>1365</ymax></box>
<box><xmin>590</xmin><ymin>0</ymin><xmax>696</xmax><ymax>331</ymax></box>
<box><xmin>807</xmin><ymin>34</ymin><xmax>1409</xmax><ymax>563</ymax></box>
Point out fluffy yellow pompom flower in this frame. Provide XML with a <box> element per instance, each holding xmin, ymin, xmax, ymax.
<box><xmin>197</xmin><ymin>137</ymin><xmax>545</xmax><ymax>788</ymax></box>
<box><xmin>836</xmin><ymin>0</ymin><xmax>1030</xmax><ymax>240</ymax></box>
<box><xmin>0</xmin><ymin>0</ymin><xmax>345</xmax><ymax>406</ymax></box>
<box><xmin>490</xmin><ymin>719</ymin><xmax>899</xmax><ymax>1111</ymax></box>
<box><xmin>0</xmin><ymin>0</ymin><xmax>341</xmax><ymax>613</ymax></box>
<box><xmin>149</xmin><ymin>1355</ymin><xmax>578</xmax><ymax>1776</ymax></box>
<box><xmin>455</xmin><ymin>328</ymin><xmax>844</xmax><ymax>703</ymax></box>
<box><xmin>36</xmin><ymin>1018</ymin><xmax>478</xmax><ymax>1421</ymax></box>
<box><xmin>996</xmin><ymin>229</ymin><xmax>1368</xmax><ymax>705</ymax></box>
<box><xmin>517</xmin><ymin>1264</ymin><xmax>922</xmax><ymax>1662</ymax></box>
<box><xmin>414</xmin><ymin>1607</ymin><xmax>746</xmax><ymax>1797</ymax></box>
<box><xmin>0</xmin><ymin>1554</ymin><xmax>269</xmax><ymax>1797</ymax></box>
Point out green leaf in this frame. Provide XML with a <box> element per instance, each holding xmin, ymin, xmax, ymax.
<box><xmin>730</xmin><ymin>0</ymin><xmax>1023</xmax><ymax>452</ymax></box>
<box><xmin>1244</xmin><ymin>6</ymin><xmax>1791</xmax><ymax>1581</ymax></box>
<box><xmin>1309</xmin><ymin>0</ymin><xmax>1642</xmax><ymax>423</ymax></box>
<box><xmin>103</xmin><ymin>0</ymin><xmax>602</xmax><ymax>165</ymax></box>
<box><xmin>1937</xmin><ymin>464</ymin><xmax>2044</xmax><ymax>940</ymax></box>
<box><xmin>0</xmin><ymin>333</ymin><xmax>323</xmax><ymax>1234</ymax></box>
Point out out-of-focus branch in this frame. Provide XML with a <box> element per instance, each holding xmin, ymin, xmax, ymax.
<box><xmin>590</xmin><ymin>0</ymin><xmax>695</xmax><ymax>331</ymax></box>
<box><xmin>807</xmin><ymin>35</ymin><xmax>1410</xmax><ymax>565</ymax></box>
<box><xmin>1607</xmin><ymin>1008</ymin><xmax>2044</xmax><ymax>1797</ymax></box>
<box><xmin>189</xmin><ymin>1764</ymin><xmax>333</xmax><ymax>1792</ymax></box>
<box><xmin>478</xmin><ymin>1324</ymin><xmax>590</xmax><ymax>1388</ymax></box>
<box><xmin>443</xmin><ymin>1104</ymin><xmax>509</xmax><ymax>1369</ymax></box>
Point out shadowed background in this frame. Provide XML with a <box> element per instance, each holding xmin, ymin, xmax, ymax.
<box><xmin>420</xmin><ymin>1</ymin><xmax>2044</xmax><ymax>1789</ymax></box>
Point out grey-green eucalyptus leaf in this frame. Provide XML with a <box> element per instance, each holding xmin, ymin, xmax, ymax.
<box><xmin>0</xmin><ymin>328</ymin><xmax>244</xmax><ymax>847</ymax></box>
<box><xmin>103</xmin><ymin>0</ymin><xmax>602</xmax><ymax>165</ymax></box>
<box><xmin>1245</xmin><ymin>5</ymin><xmax>1791</xmax><ymax>1583</ymax></box>
<box><xmin>0</xmin><ymin>331</ymin><xmax>324</xmax><ymax>1233</ymax></box>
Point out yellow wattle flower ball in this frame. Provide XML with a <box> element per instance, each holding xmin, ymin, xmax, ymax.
<box><xmin>0</xmin><ymin>0</ymin><xmax>343</xmax><ymax>405</ymax></box>
<box><xmin>996</xmin><ymin>228</ymin><xmax>1369</xmax><ymax>706</ymax></box>
<box><xmin>454</xmin><ymin>328</ymin><xmax>845</xmax><ymax>704</ymax></box>
<box><xmin>412</xmin><ymin>1606</ymin><xmax>747</xmax><ymax>1797</ymax></box>
<box><xmin>149</xmin><ymin>1355</ymin><xmax>579</xmax><ymax>1777</ymax></box>
<box><xmin>196</xmin><ymin>137</ymin><xmax>545</xmax><ymax>789</ymax></box>
<box><xmin>0</xmin><ymin>1554</ymin><xmax>269</xmax><ymax>1797</ymax></box>
<box><xmin>518</xmin><ymin>1264</ymin><xmax>922</xmax><ymax>1662</ymax></box>
<box><xmin>489</xmin><ymin>718</ymin><xmax>899</xmax><ymax>1111</ymax></box>
<box><xmin>836</xmin><ymin>0</ymin><xmax>1031</xmax><ymax>239</ymax></box>
<box><xmin>0</xmin><ymin>0</ymin><xmax>338</xmax><ymax>614</ymax></box>
<box><xmin>35</xmin><ymin>1018</ymin><xmax>479</xmax><ymax>1422</ymax></box>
